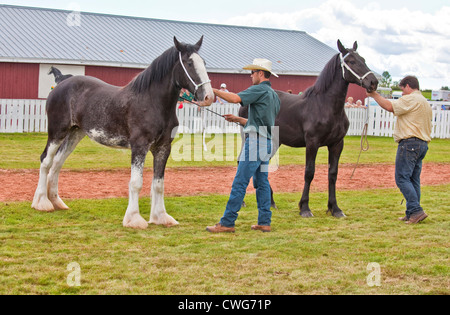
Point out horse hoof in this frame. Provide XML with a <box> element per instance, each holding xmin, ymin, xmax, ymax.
<box><xmin>332</xmin><ymin>211</ymin><xmax>347</xmax><ymax>218</ymax></box>
<box><xmin>50</xmin><ymin>197</ymin><xmax>70</xmax><ymax>210</ymax></box>
<box><xmin>123</xmin><ymin>214</ymin><xmax>148</xmax><ymax>230</ymax></box>
<box><xmin>32</xmin><ymin>196</ymin><xmax>55</xmax><ymax>212</ymax></box>
<box><xmin>149</xmin><ymin>214</ymin><xmax>179</xmax><ymax>227</ymax></box>
<box><xmin>300</xmin><ymin>211</ymin><xmax>314</xmax><ymax>218</ymax></box>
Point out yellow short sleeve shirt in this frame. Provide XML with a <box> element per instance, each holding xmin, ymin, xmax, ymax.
<box><xmin>391</xmin><ymin>91</ymin><xmax>432</xmax><ymax>143</ymax></box>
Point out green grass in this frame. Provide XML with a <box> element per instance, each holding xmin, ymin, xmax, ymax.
<box><xmin>0</xmin><ymin>133</ymin><xmax>449</xmax><ymax>169</ymax></box>
<box><xmin>1</xmin><ymin>186</ymin><xmax>448</xmax><ymax>295</ymax></box>
<box><xmin>1</xmin><ymin>133</ymin><xmax>449</xmax><ymax>295</ymax></box>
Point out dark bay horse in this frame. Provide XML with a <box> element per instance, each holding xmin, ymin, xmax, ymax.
<box><xmin>32</xmin><ymin>37</ymin><xmax>214</xmax><ymax>229</ymax></box>
<box><xmin>240</xmin><ymin>40</ymin><xmax>378</xmax><ymax>218</ymax></box>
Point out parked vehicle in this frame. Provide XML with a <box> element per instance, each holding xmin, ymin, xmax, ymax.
<box><xmin>432</xmin><ymin>90</ymin><xmax>450</xmax><ymax>101</ymax></box>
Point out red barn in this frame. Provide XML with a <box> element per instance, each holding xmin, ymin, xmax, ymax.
<box><xmin>0</xmin><ymin>5</ymin><xmax>368</xmax><ymax>102</ymax></box>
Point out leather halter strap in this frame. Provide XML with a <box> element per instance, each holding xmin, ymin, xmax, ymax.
<box><xmin>179</xmin><ymin>52</ymin><xmax>211</xmax><ymax>93</ymax></box>
<box><xmin>340</xmin><ymin>52</ymin><xmax>374</xmax><ymax>84</ymax></box>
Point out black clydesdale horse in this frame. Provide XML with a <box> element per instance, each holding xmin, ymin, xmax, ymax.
<box><xmin>32</xmin><ymin>37</ymin><xmax>214</xmax><ymax>229</ymax></box>
<box><xmin>240</xmin><ymin>40</ymin><xmax>378</xmax><ymax>218</ymax></box>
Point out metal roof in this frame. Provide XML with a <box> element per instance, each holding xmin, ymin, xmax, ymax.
<box><xmin>0</xmin><ymin>5</ymin><xmax>338</xmax><ymax>75</ymax></box>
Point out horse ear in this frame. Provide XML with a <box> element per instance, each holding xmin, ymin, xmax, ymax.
<box><xmin>337</xmin><ymin>39</ymin><xmax>347</xmax><ymax>54</ymax></box>
<box><xmin>194</xmin><ymin>36</ymin><xmax>204</xmax><ymax>51</ymax></box>
<box><xmin>174</xmin><ymin>37</ymin><xmax>185</xmax><ymax>52</ymax></box>
<box><xmin>353</xmin><ymin>41</ymin><xmax>358</xmax><ymax>51</ymax></box>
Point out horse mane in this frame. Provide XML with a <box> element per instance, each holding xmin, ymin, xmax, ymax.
<box><xmin>129</xmin><ymin>43</ymin><xmax>199</xmax><ymax>94</ymax></box>
<box><xmin>303</xmin><ymin>53</ymin><xmax>340</xmax><ymax>97</ymax></box>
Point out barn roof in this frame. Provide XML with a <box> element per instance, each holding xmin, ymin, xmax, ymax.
<box><xmin>0</xmin><ymin>5</ymin><xmax>338</xmax><ymax>76</ymax></box>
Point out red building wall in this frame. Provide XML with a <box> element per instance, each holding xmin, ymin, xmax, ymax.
<box><xmin>209</xmin><ymin>72</ymin><xmax>367</xmax><ymax>102</ymax></box>
<box><xmin>0</xmin><ymin>63</ymin><xmax>39</xmax><ymax>99</ymax></box>
<box><xmin>0</xmin><ymin>63</ymin><xmax>367</xmax><ymax>103</ymax></box>
<box><xmin>85</xmin><ymin>66</ymin><xmax>142</xmax><ymax>87</ymax></box>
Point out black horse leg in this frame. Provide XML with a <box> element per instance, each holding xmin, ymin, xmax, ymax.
<box><xmin>149</xmin><ymin>142</ymin><xmax>179</xmax><ymax>226</ymax></box>
<box><xmin>299</xmin><ymin>144</ymin><xmax>319</xmax><ymax>217</ymax></box>
<box><xmin>327</xmin><ymin>140</ymin><xmax>346</xmax><ymax>218</ymax></box>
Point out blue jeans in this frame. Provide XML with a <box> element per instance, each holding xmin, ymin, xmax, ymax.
<box><xmin>395</xmin><ymin>138</ymin><xmax>429</xmax><ymax>218</ymax></box>
<box><xmin>220</xmin><ymin>134</ymin><xmax>272</xmax><ymax>227</ymax></box>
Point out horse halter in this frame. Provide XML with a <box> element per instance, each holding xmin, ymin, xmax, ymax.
<box><xmin>179</xmin><ymin>52</ymin><xmax>211</xmax><ymax>94</ymax></box>
<box><xmin>340</xmin><ymin>52</ymin><xmax>373</xmax><ymax>86</ymax></box>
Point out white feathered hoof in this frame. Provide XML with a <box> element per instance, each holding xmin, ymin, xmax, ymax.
<box><xmin>32</xmin><ymin>195</ymin><xmax>55</xmax><ymax>212</ymax></box>
<box><xmin>149</xmin><ymin>213</ymin><xmax>179</xmax><ymax>227</ymax></box>
<box><xmin>123</xmin><ymin>213</ymin><xmax>149</xmax><ymax>230</ymax></box>
<box><xmin>50</xmin><ymin>197</ymin><xmax>70</xmax><ymax>210</ymax></box>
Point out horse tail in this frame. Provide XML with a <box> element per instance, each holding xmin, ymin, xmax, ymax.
<box><xmin>238</xmin><ymin>105</ymin><xmax>249</xmax><ymax>119</ymax></box>
<box><xmin>45</xmin><ymin>79</ymin><xmax>75</xmax><ymax>138</ymax></box>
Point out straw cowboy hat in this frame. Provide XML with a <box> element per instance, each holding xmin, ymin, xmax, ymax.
<box><xmin>243</xmin><ymin>58</ymin><xmax>279</xmax><ymax>78</ymax></box>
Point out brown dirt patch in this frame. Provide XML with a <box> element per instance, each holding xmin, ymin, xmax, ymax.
<box><xmin>1</xmin><ymin>163</ymin><xmax>449</xmax><ymax>202</ymax></box>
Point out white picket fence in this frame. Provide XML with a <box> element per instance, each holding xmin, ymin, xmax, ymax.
<box><xmin>176</xmin><ymin>102</ymin><xmax>241</xmax><ymax>134</ymax></box>
<box><xmin>345</xmin><ymin>104</ymin><xmax>450</xmax><ymax>139</ymax></box>
<box><xmin>1</xmin><ymin>99</ymin><xmax>449</xmax><ymax>139</ymax></box>
<box><xmin>0</xmin><ymin>99</ymin><xmax>48</xmax><ymax>133</ymax></box>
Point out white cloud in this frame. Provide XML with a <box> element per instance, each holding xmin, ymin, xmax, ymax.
<box><xmin>213</xmin><ymin>0</ymin><xmax>450</xmax><ymax>89</ymax></box>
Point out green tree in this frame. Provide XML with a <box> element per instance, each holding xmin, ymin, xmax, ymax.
<box><xmin>380</xmin><ymin>71</ymin><xmax>392</xmax><ymax>88</ymax></box>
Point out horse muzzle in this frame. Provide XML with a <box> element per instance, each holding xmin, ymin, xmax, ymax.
<box><xmin>196</xmin><ymin>85</ymin><xmax>214</xmax><ymax>107</ymax></box>
<box><xmin>363</xmin><ymin>74</ymin><xmax>379</xmax><ymax>93</ymax></box>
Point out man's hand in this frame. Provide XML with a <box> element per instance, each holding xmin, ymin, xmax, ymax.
<box><xmin>213</xmin><ymin>89</ymin><xmax>242</xmax><ymax>104</ymax></box>
<box><xmin>366</xmin><ymin>91</ymin><xmax>377</xmax><ymax>98</ymax></box>
<box><xmin>223</xmin><ymin>114</ymin><xmax>247</xmax><ymax>126</ymax></box>
<box><xmin>366</xmin><ymin>91</ymin><xmax>394</xmax><ymax>113</ymax></box>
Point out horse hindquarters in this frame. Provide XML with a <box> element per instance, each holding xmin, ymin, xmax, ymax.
<box><xmin>48</xmin><ymin>129</ymin><xmax>86</xmax><ymax>209</ymax></box>
<box><xmin>32</xmin><ymin>92</ymin><xmax>75</xmax><ymax>212</ymax></box>
<box><xmin>32</xmin><ymin>140</ymin><xmax>64</xmax><ymax>211</ymax></box>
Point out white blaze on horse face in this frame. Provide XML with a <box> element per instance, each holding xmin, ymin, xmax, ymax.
<box><xmin>191</xmin><ymin>53</ymin><xmax>214</xmax><ymax>106</ymax></box>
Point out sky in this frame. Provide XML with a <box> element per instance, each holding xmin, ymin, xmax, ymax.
<box><xmin>1</xmin><ymin>0</ymin><xmax>449</xmax><ymax>90</ymax></box>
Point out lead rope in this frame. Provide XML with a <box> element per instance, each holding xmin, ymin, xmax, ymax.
<box><xmin>201</xmin><ymin>107</ymin><xmax>207</xmax><ymax>152</ymax></box>
<box><xmin>178</xmin><ymin>52</ymin><xmax>211</xmax><ymax>93</ymax></box>
<box><xmin>179</xmin><ymin>96</ymin><xmax>241</xmax><ymax>126</ymax></box>
<box><xmin>179</xmin><ymin>96</ymin><xmax>242</xmax><ymax>153</ymax></box>
<box><xmin>350</xmin><ymin>108</ymin><xmax>370</xmax><ymax>179</ymax></box>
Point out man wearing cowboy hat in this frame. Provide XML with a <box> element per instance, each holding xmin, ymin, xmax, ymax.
<box><xmin>207</xmin><ymin>58</ymin><xmax>280</xmax><ymax>233</ymax></box>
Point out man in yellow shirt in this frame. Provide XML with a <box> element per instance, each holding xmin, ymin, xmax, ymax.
<box><xmin>367</xmin><ymin>76</ymin><xmax>432</xmax><ymax>224</ymax></box>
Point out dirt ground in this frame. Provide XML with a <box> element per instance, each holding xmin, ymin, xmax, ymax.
<box><xmin>1</xmin><ymin>163</ymin><xmax>449</xmax><ymax>202</ymax></box>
